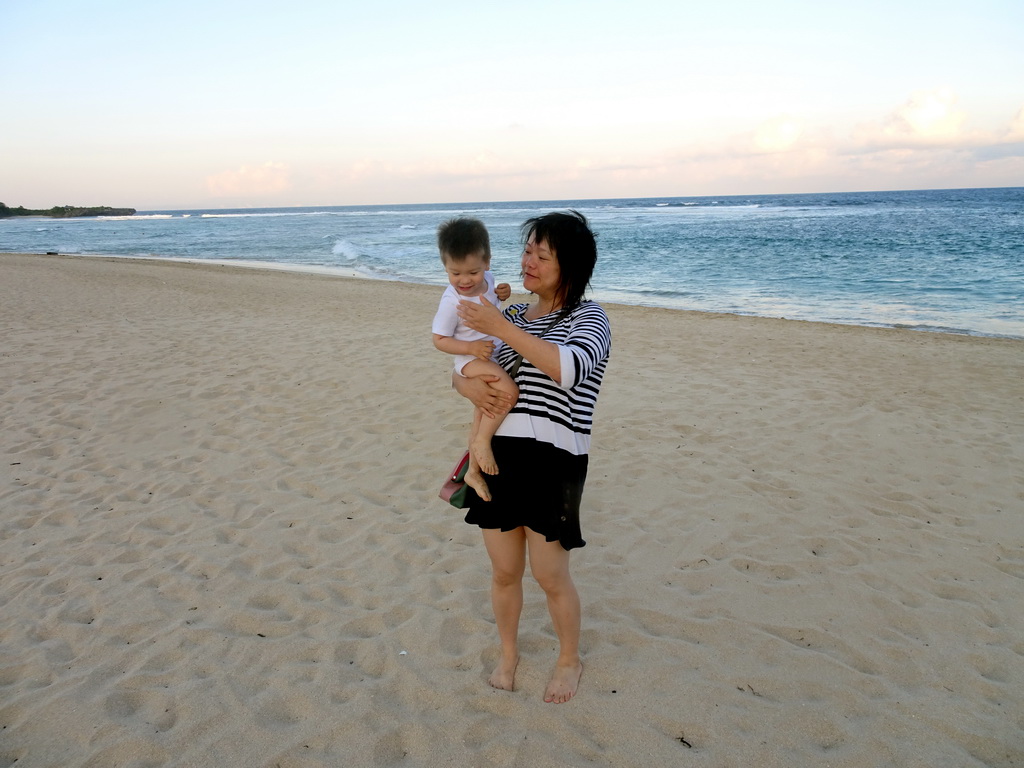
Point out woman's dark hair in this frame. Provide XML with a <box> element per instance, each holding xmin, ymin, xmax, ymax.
<box><xmin>521</xmin><ymin>210</ymin><xmax>597</xmax><ymax>310</ymax></box>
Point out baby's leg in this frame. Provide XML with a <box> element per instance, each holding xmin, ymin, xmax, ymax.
<box><xmin>461</xmin><ymin>359</ymin><xmax>519</xmax><ymax>476</ymax></box>
<box><xmin>464</xmin><ymin>409</ymin><xmax>492</xmax><ymax>502</ymax></box>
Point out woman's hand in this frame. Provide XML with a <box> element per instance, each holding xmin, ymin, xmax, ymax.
<box><xmin>460</xmin><ymin>296</ymin><xmax>564</xmax><ymax>384</ymax></box>
<box><xmin>458</xmin><ymin>296</ymin><xmax>507</xmax><ymax>338</ymax></box>
<box><xmin>453</xmin><ymin>373</ymin><xmax>515</xmax><ymax>418</ymax></box>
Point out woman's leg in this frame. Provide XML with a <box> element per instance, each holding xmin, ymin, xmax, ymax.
<box><xmin>525</xmin><ymin>529</ymin><xmax>583</xmax><ymax>703</ymax></box>
<box><xmin>482</xmin><ymin>527</ymin><xmax>527</xmax><ymax>690</ymax></box>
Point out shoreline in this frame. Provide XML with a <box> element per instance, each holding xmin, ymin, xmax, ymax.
<box><xmin>2</xmin><ymin>251</ymin><xmax>1023</xmax><ymax>766</ymax></box>
<box><xmin>11</xmin><ymin>250</ymin><xmax>1024</xmax><ymax>341</ymax></box>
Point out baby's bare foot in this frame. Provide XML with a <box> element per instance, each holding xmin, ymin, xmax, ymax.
<box><xmin>465</xmin><ymin>467</ymin><xmax>492</xmax><ymax>502</ymax></box>
<box><xmin>543</xmin><ymin>661</ymin><xmax>583</xmax><ymax>703</ymax></box>
<box><xmin>488</xmin><ymin>654</ymin><xmax>519</xmax><ymax>691</ymax></box>
<box><xmin>471</xmin><ymin>438</ymin><xmax>499</xmax><ymax>476</ymax></box>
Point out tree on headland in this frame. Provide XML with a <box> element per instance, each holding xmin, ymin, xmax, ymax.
<box><xmin>0</xmin><ymin>202</ymin><xmax>136</xmax><ymax>218</ymax></box>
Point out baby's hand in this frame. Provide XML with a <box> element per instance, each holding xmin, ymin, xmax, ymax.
<box><xmin>469</xmin><ymin>339</ymin><xmax>495</xmax><ymax>360</ymax></box>
<box><xmin>495</xmin><ymin>282</ymin><xmax>511</xmax><ymax>302</ymax></box>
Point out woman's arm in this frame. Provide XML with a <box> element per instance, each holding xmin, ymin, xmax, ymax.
<box><xmin>458</xmin><ymin>298</ymin><xmax>562</xmax><ymax>381</ymax></box>
<box><xmin>557</xmin><ymin>302</ymin><xmax>612</xmax><ymax>387</ymax></box>
<box><xmin>453</xmin><ymin>372</ymin><xmax>515</xmax><ymax>418</ymax></box>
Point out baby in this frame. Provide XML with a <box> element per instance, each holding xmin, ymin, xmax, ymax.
<box><xmin>431</xmin><ymin>218</ymin><xmax>517</xmax><ymax>501</ymax></box>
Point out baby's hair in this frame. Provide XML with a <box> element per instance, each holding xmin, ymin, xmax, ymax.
<box><xmin>437</xmin><ymin>217</ymin><xmax>491</xmax><ymax>264</ymax></box>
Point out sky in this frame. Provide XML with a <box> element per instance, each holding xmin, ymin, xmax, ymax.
<box><xmin>2</xmin><ymin>0</ymin><xmax>1022</xmax><ymax>210</ymax></box>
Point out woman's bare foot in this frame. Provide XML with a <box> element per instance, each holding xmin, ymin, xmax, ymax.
<box><xmin>471</xmin><ymin>438</ymin><xmax>499</xmax><ymax>476</ymax></box>
<box><xmin>543</xmin><ymin>661</ymin><xmax>583</xmax><ymax>703</ymax></box>
<box><xmin>488</xmin><ymin>653</ymin><xmax>519</xmax><ymax>691</ymax></box>
<box><xmin>465</xmin><ymin>467</ymin><xmax>492</xmax><ymax>502</ymax></box>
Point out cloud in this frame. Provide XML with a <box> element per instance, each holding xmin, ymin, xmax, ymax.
<box><xmin>1008</xmin><ymin>105</ymin><xmax>1024</xmax><ymax>141</ymax></box>
<box><xmin>751</xmin><ymin>117</ymin><xmax>804</xmax><ymax>154</ymax></box>
<box><xmin>205</xmin><ymin>162</ymin><xmax>292</xmax><ymax>198</ymax></box>
<box><xmin>281</xmin><ymin>93</ymin><xmax>1024</xmax><ymax>205</ymax></box>
<box><xmin>852</xmin><ymin>89</ymin><xmax>970</xmax><ymax>150</ymax></box>
<box><xmin>892</xmin><ymin>89</ymin><xmax>965</xmax><ymax>139</ymax></box>
<box><xmin>834</xmin><ymin>92</ymin><xmax>1024</xmax><ymax>187</ymax></box>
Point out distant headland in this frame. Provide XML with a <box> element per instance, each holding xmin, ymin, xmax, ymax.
<box><xmin>0</xmin><ymin>203</ymin><xmax>136</xmax><ymax>218</ymax></box>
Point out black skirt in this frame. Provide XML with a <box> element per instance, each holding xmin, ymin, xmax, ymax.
<box><xmin>464</xmin><ymin>436</ymin><xmax>588</xmax><ymax>550</ymax></box>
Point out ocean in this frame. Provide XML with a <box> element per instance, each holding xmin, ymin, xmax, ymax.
<box><xmin>2</xmin><ymin>187</ymin><xmax>1022</xmax><ymax>338</ymax></box>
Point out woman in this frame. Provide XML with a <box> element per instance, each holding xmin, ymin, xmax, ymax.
<box><xmin>454</xmin><ymin>210</ymin><xmax>611</xmax><ymax>703</ymax></box>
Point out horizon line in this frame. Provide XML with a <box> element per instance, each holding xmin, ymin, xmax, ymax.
<box><xmin>136</xmin><ymin>185</ymin><xmax>1022</xmax><ymax>213</ymax></box>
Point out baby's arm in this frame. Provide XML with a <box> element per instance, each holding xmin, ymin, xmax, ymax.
<box><xmin>433</xmin><ymin>334</ymin><xmax>495</xmax><ymax>360</ymax></box>
<box><xmin>495</xmin><ymin>282</ymin><xmax>511</xmax><ymax>302</ymax></box>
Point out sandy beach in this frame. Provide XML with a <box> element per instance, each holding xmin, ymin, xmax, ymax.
<box><xmin>2</xmin><ymin>252</ymin><xmax>1022</xmax><ymax>767</ymax></box>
